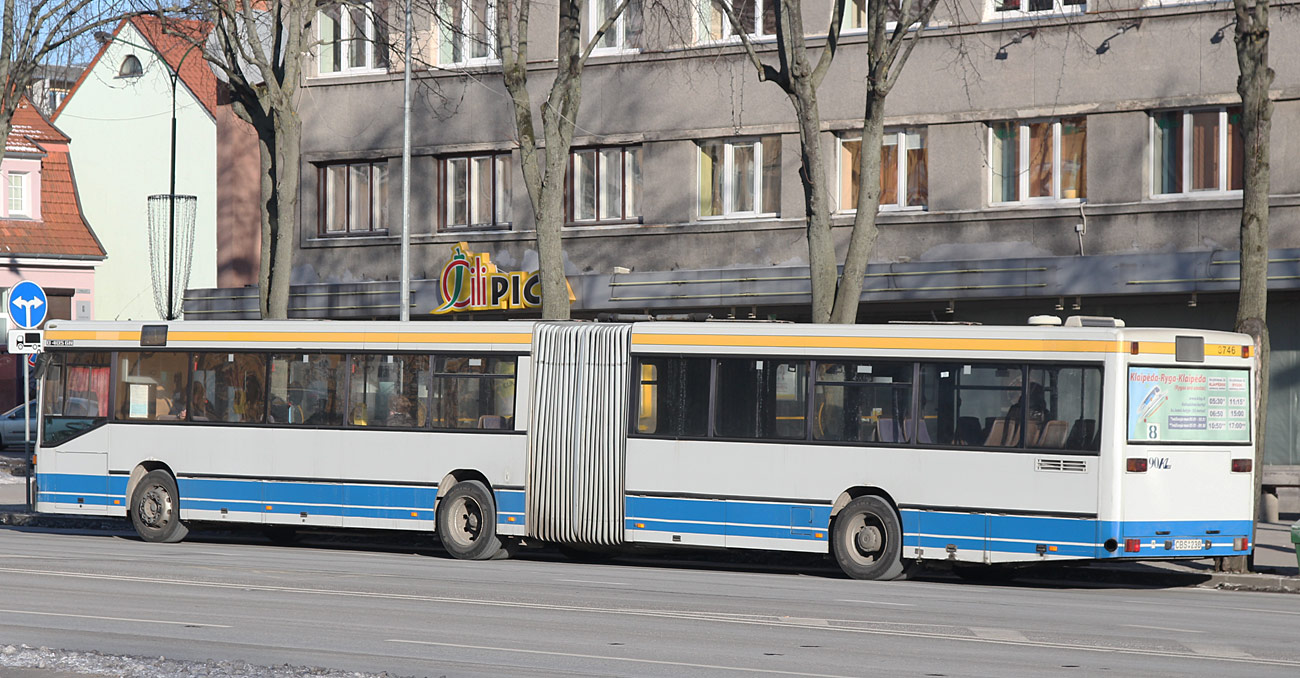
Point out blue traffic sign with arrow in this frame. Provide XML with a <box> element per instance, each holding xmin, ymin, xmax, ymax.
<box><xmin>7</xmin><ymin>280</ymin><xmax>48</xmax><ymax>329</ymax></box>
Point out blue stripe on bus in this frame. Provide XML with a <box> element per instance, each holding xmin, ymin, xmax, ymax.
<box><xmin>36</xmin><ymin>474</ymin><xmax>1250</xmax><ymax>558</ymax></box>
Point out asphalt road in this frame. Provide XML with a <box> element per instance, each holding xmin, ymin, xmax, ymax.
<box><xmin>0</xmin><ymin>527</ymin><xmax>1298</xmax><ymax>678</ymax></box>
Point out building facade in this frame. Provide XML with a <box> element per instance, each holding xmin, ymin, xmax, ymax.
<box><xmin>1</xmin><ymin>97</ymin><xmax>105</xmax><ymax>410</ymax></box>
<box><xmin>55</xmin><ymin>15</ymin><xmax>261</xmax><ymax>322</ymax></box>
<box><xmin>188</xmin><ymin>1</ymin><xmax>1300</xmax><ymax>475</ymax></box>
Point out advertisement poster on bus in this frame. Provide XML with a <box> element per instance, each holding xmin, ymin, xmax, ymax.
<box><xmin>1127</xmin><ymin>367</ymin><xmax>1250</xmax><ymax>443</ymax></box>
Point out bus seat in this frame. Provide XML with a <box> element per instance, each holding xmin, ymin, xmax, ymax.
<box><xmin>876</xmin><ymin>417</ymin><xmax>902</xmax><ymax>443</ymax></box>
<box><xmin>956</xmin><ymin>416</ymin><xmax>982</xmax><ymax>445</ymax></box>
<box><xmin>479</xmin><ymin>415</ymin><xmax>505</xmax><ymax>429</ymax></box>
<box><xmin>906</xmin><ymin>419</ymin><xmax>933</xmax><ymax>445</ymax></box>
<box><xmin>1023</xmin><ymin>419</ymin><xmax>1042</xmax><ymax>447</ymax></box>
<box><xmin>985</xmin><ymin>418</ymin><xmax>1020</xmax><ymax>446</ymax></box>
<box><xmin>1066</xmin><ymin>418</ymin><xmax>1096</xmax><ymax>450</ymax></box>
<box><xmin>1037</xmin><ymin>420</ymin><xmax>1070</xmax><ymax>448</ymax></box>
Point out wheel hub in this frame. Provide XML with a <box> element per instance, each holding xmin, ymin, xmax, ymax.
<box><xmin>138</xmin><ymin>486</ymin><xmax>171</xmax><ymax>528</ymax></box>
<box><xmin>855</xmin><ymin>523</ymin><xmax>882</xmax><ymax>554</ymax></box>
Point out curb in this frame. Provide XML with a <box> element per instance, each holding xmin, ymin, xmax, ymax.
<box><xmin>3</xmin><ymin>509</ymin><xmax>1298</xmax><ymax>592</ymax></box>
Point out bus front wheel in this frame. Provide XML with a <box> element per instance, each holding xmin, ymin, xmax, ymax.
<box><xmin>436</xmin><ymin>480</ymin><xmax>503</xmax><ymax>560</ymax></box>
<box><xmin>833</xmin><ymin>496</ymin><xmax>903</xmax><ymax>581</ymax></box>
<box><xmin>130</xmin><ymin>470</ymin><xmax>188</xmax><ymax>544</ymax></box>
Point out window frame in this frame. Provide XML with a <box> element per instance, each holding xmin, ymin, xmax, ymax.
<box><xmin>438</xmin><ymin>152</ymin><xmax>513</xmax><ymax>231</ymax></box>
<box><xmin>837</xmin><ymin>129</ymin><xmax>928</xmax><ymax>213</ymax></box>
<box><xmin>117</xmin><ymin>54</ymin><xmax>144</xmax><ymax>78</ymax></box>
<box><xmin>1149</xmin><ymin>106</ymin><xmax>1244</xmax><ymax>199</ymax></box>
<box><xmin>566</xmin><ymin>145</ymin><xmax>642</xmax><ymax>226</ymax></box>
<box><xmin>6</xmin><ymin>171</ymin><xmax>30</xmax><ymax>217</ymax></box>
<box><xmin>989</xmin><ymin>0</ymin><xmax>1087</xmax><ymax>20</ymax></box>
<box><xmin>317</xmin><ymin>2</ymin><xmax>389</xmax><ymax>76</ymax></box>
<box><xmin>589</xmin><ymin>0</ymin><xmax>643</xmax><ymax>53</ymax></box>
<box><xmin>698</xmin><ymin>0</ymin><xmax>778</xmax><ymax>43</ymax></box>
<box><xmin>317</xmin><ymin>160</ymin><xmax>390</xmax><ymax>237</ymax></box>
<box><xmin>987</xmin><ymin>117</ymin><xmax>1086</xmax><ymax>206</ymax></box>
<box><xmin>697</xmin><ymin>135</ymin><xmax>780</xmax><ymax>219</ymax></box>
<box><xmin>438</xmin><ymin>0</ymin><xmax>500</xmax><ymax>67</ymax></box>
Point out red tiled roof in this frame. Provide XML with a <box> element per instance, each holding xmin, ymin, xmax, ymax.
<box><xmin>1</xmin><ymin>99</ymin><xmax>106</xmax><ymax>258</ymax></box>
<box><xmin>131</xmin><ymin>15</ymin><xmax>218</xmax><ymax>117</ymax></box>
<box><xmin>53</xmin><ymin>14</ymin><xmax>218</xmax><ymax>122</ymax></box>
<box><xmin>5</xmin><ymin>96</ymin><xmax>69</xmax><ymax>154</ymax></box>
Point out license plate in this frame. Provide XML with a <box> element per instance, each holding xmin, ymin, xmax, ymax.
<box><xmin>1174</xmin><ymin>539</ymin><xmax>1203</xmax><ymax>551</ymax></box>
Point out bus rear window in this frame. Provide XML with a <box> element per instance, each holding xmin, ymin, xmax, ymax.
<box><xmin>1127</xmin><ymin>366</ymin><xmax>1250</xmax><ymax>444</ymax></box>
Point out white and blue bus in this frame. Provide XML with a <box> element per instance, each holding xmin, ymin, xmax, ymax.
<box><xmin>34</xmin><ymin>317</ymin><xmax>1256</xmax><ymax>579</ymax></box>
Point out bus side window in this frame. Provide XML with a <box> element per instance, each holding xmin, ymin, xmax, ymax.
<box><xmin>115</xmin><ymin>351</ymin><xmax>190</xmax><ymax>421</ymax></box>
<box><xmin>714</xmin><ymin>358</ymin><xmax>807</xmax><ymax>440</ymax></box>
<box><xmin>431</xmin><ymin>355</ymin><xmax>517</xmax><ymax>430</ymax></box>
<box><xmin>813</xmin><ymin>361</ymin><xmax>913</xmax><ymax>444</ymax></box>
<box><xmin>636</xmin><ymin>357</ymin><xmax>709</xmax><ymax>437</ymax></box>
<box><xmin>269</xmin><ymin>353</ymin><xmax>347</xmax><ymax>426</ymax></box>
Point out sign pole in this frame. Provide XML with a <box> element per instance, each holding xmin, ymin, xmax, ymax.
<box><xmin>23</xmin><ymin>358</ymin><xmax>31</xmax><ymax>511</ymax></box>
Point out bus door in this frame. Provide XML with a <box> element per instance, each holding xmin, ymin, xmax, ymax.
<box><xmin>526</xmin><ymin>322</ymin><xmax>632</xmax><ymax>547</ymax></box>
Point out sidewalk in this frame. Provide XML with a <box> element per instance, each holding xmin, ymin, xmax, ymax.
<box><xmin>2</xmin><ymin>467</ymin><xmax>1296</xmax><ymax>590</ymax></box>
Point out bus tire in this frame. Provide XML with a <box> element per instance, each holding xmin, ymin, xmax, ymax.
<box><xmin>435</xmin><ymin>480</ymin><xmax>503</xmax><ymax>560</ymax></box>
<box><xmin>832</xmin><ymin>495</ymin><xmax>903</xmax><ymax>581</ymax></box>
<box><xmin>130</xmin><ymin>470</ymin><xmax>188</xmax><ymax>544</ymax></box>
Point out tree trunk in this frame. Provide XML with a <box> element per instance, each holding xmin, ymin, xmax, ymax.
<box><xmin>266</xmin><ymin>108</ymin><xmax>300</xmax><ymax>319</ymax></box>
<box><xmin>830</xmin><ymin>88</ymin><xmax>886</xmax><ymax>324</ymax></box>
<box><xmin>789</xmin><ymin>66</ymin><xmax>835</xmax><ymax>324</ymax></box>
<box><xmin>1221</xmin><ymin>0</ymin><xmax>1274</xmax><ymax>573</ymax></box>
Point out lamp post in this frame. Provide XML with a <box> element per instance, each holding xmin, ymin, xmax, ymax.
<box><xmin>95</xmin><ymin>28</ymin><xmax>202</xmax><ymax>321</ymax></box>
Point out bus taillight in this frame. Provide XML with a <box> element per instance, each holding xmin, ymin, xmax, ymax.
<box><xmin>1242</xmin><ymin>345</ymin><xmax>1252</xmax><ymax>358</ymax></box>
<box><xmin>1126</xmin><ymin>458</ymin><xmax>1148</xmax><ymax>473</ymax></box>
<box><xmin>1124</xmin><ymin>539</ymin><xmax>1141</xmax><ymax>553</ymax></box>
<box><xmin>1231</xmin><ymin>459</ymin><xmax>1252</xmax><ymax>473</ymax></box>
<box><xmin>1234</xmin><ymin>537</ymin><xmax>1250</xmax><ymax>551</ymax></box>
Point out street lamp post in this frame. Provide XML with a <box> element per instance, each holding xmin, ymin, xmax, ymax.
<box><xmin>95</xmin><ymin>28</ymin><xmax>202</xmax><ymax>320</ymax></box>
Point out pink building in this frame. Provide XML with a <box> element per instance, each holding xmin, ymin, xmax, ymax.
<box><xmin>1</xmin><ymin>97</ymin><xmax>105</xmax><ymax>410</ymax></box>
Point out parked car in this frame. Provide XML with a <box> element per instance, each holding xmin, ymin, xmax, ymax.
<box><xmin>0</xmin><ymin>400</ymin><xmax>37</xmax><ymax>449</ymax></box>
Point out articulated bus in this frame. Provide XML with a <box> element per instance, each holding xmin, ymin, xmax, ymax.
<box><xmin>33</xmin><ymin>317</ymin><xmax>1256</xmax><ymax>579</ymax></box>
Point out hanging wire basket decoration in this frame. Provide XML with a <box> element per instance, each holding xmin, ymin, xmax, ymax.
<box><xmin>147</xmin><ymin>194</ymin><xmax>198</xmax><ymax>320</ymax></box>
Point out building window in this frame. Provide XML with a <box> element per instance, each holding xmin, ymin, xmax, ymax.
<box><xmin>992</xmin><ymin>0</ymin><xmax>1086</xmax><ymax>16</ymax></box>
<box><xmin>118</xmin><ymin>55</ymin><xmax>143</xmax><ymax>78</ymax></box>
<box><xmin>1152</xmin><ymin>107</ymin><xmax>1244</xmax><ymax>196</ymax></box>
<box><xmin>590</xmin><ymin>0</ymin><xmax>643</xmax><ymax>51</ymax></box>
<box><xmin>839</xmin><ymin>130</ymin><xmax>928</xmax><ymax>211</ymax></box>
<box><xmin>318</xmin><ymin>2</ymin><xmax>390</xmax><ymax>74</ymax></box>
<box><xmin>568</xmin><ymin>146</ymin><xmax>641</xmax><ymax>225</ymax></box>
<box><xmin>319</xmin><ymin>161</ymin><xmax>389</xmax><ymax>235</ymax></box>
<box><xmin>699</xmin><ymin>136</ymin><xmax>780</xmax><ymax>218</ymax></box>
<box><xmin>7</xmin><ymin>173</ymin><xmax>30</xmax><ymax>216</ymax></box>
<box><xmin>699</xmin><ymin>0</ymin><xmax>777</xmax><ymax>42</ymax></box>
<box><xmin>989</xmin><ymin>117</ymin><xmax>1086</xmax><ymax>204</ymax></box>
<box><xmin>842</xmin><ymin>0</ymin><xmax>867</xmax><ymax>31</ymax></box>
<box><xmin>441</xmin><ymin>153</ymin><xmax>512</xmax><ymax>230</ymax></box>
<box><xmin>439</xmin><ymin>0</ymin><xmax>499</xmax><ymax>65</ymax></box>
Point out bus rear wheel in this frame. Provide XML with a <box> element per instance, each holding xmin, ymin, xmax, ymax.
<box><xmin>436</xmin><ymin>480</ymin><xmax>503</xmax><ymax>560</ymax></box>
<box><xmin>130</xmin><ymin>470</ymin><xmax>188</xmax><ymax>544</ymax></box>
<box><xmin>833</xmin><ymin>495</ymin><xmax>903</xmax><ymax>581</ymax></box>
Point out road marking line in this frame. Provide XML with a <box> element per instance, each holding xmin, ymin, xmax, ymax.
<box><xmin>556</xmin><ymin>579</ymin><xmax>629</xmax><ymax>586</ymax></box>
<box><xmin>1124</xmin><ymin>599</ymin><xmax>1300</xmax><ymax>617</ymax></box>
<box><xmin>1190</xmin><ymin>645</ymin><xmax>1254</xmax><ymax>659</ymax></box>
<box><xmin>386</xmin><ymin>638</ymin><xmax>856</xmax><ymax>677</ymax></box>
<box><xmin>2</xmin><ymin>566</ymin><xmax>1296</xmax><ymax>667</ymax></box>
<box><xmin>1125</xmin><ymin>624</ymin><xmax>1204</xmax><ymax>634</ymax></box>
<box><xmin>837</xmin><ymin>599</ymin><xmax>914</xmax><ymax>607</ymax></box>
<box><xmin>0</xmin><ymin>607</ymin><xmax>230</xmax><ymax>628</ymax></box>
<box><xmin>971</xmin><ymin>627</ymin><xmax>1028</xmax><ymax>642</ymax></box>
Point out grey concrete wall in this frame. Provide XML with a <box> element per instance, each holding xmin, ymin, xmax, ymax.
<box><xmin>293</xmin><ymin>4</ymin><xmax>1300</xmax><ymax>285</ymax></box>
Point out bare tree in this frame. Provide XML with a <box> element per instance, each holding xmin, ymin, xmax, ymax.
<box><xmin>1219</xmin><ymin>0</ymin><xmax>1273</xmax><ymax>574</ymax></box>
<box><xmin>715</xmin><ymin>0</ymin><xmax>939</xmax><ymax>323</ymax></box>
<box><xmin>1</xmin><ymin>0</ymin><xmax>125</xmax><ymax>164</ymax></box>
<box><xmin>496</xmin><ymin>0</ymin><xmax>631</xmax><ymax>319</ymax></box>
<box><xmin>166</xmin><ymin>0</ymin><xmax>350</xmax><ymax>319</ymax></box>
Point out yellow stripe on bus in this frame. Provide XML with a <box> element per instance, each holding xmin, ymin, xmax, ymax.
<box><xmin>45</xmin><ymin>330</ymin><xmax>532</xmax><ymax>345</ymax></box>
<box><xmin>632</xmin><ymin>334</ymin><xmax>1126</xmax><ymax>353</ymax></box>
